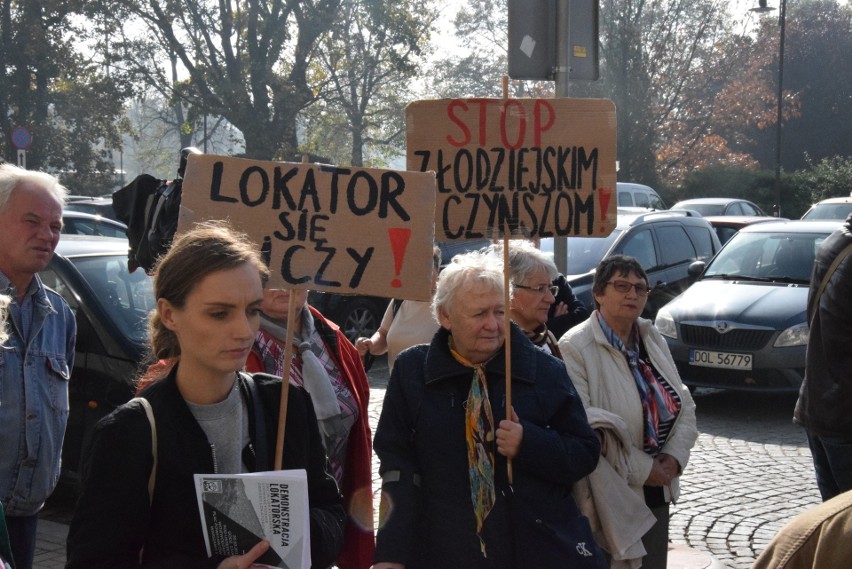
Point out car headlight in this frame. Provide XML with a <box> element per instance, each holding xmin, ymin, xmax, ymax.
<box><xmin>655</xmin><ymin>308</ymin><xmax>677</xmax><ymax>339</ymax></box>
<box><xmin>774</xmin><ymin>323</ymin><xmax>809</xmax><ymax>347</ymax></box>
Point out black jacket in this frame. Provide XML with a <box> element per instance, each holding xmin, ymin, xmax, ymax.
<box><xmin>373</xmin><ymin>324</ymin><xmax>602</xmax><ymax>569</ymax></box>
<box><xmin>66</xmin><ymin>370</ymin><xmax>344</xmax><ymax>569</ymax></box>
<box><xmin>794</xmin><ymin>214</ymin><xmax>852</xmax><ymax>438</ymax></box>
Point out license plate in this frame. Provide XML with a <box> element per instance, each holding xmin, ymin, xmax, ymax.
<box><xmin>689</xmin><ymin>349</ymin><xmax>753</xmax><ymax>370</ymax></box>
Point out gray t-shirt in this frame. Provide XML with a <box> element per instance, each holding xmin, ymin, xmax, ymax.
<box><xmin>185</xmin><ymin>381</ymin><xmax>250</xmax><ymax>473</ymax></box>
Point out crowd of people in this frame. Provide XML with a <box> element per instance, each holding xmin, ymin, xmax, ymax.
<box><xmin>1</xmin><ymin>162</ymin><xmax>849</xmax><ymax>569</ymax></box>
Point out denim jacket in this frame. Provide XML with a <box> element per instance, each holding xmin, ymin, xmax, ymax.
<box><xmin>0</xmin><ymin>271</ymin><xmax>76</xmax><ymax>517</ymax></box>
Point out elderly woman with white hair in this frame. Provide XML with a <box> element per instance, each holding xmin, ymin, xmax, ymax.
<box><xmin>371</xmin><ymin>250</ymin><xmax>605</xmax><ymax>569</ymax></box>
<box><xmin>490</xmin><ymin>240</ymin><xmax>564</xmax><ymax>358</ymax></box>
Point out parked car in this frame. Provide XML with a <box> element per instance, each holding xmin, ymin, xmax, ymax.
<box><xmin>800</xmin><ymin>195</ymin><xmax>852</xmax><ymax>220</ymax></box>
<box><xmin>62</xmin><ymin>210</ymin><xmax>128</xmax><ymax>238</ymax></box>
<box><xmin>671</xmin><ymin>197</ymin><xmax>768</xmax><ymax>217</ymax></box>
<box><xmin>541</xmin><ymin>209</ymin><xmax>722</xmax><ymax>320</ymax></box>
<box><xmin>64</xmin><ymin>195</ymin><xmax>119</xmax><ymax>222</ymax></box>
<box><xmin>308</xmin><ymin>237</ymin><xmax>491</xmax><ymax>342</ymax></box>
<box><xmin>307</xmin><ymin>291</ymin><xmax>389</xmax><ymax>343</ymax></box>
<box><xmin>616</xmin><ymin>182</ymin><xmax>666</xmax><ymax>210</ymax></box>
<box><xmin>655</xmin><ymin>220</ymin><xmax>842</xmax><ymax>392</ymax></box>
<box><xmin>40</xmin><ymin>235</ymin><xmax>155</xmax><ymax>482</ymax></box>
<box><xmin>438</xmin><ymin>237</ymin><xmax>491</xmax><ymax>267</ymax></box>
<box><xmin>703</xmin><ymin>215</ymin><xmax>783</xmax><ymax>245</ymax></box>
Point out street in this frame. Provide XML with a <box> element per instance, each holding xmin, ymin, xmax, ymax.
<box><xmin>667</xmin><ymin>387</ymin><xmax>820</xmax><ymax>568</ymax></box>
<box><xmin>36</xmin><ymin>356</ymin><xmax>820</xmax><ymax>568</ymax></box>
<box><xmin>366</xmin><ymin>359</ymin><xmax>821</xmax><ymax>569</ymax></box>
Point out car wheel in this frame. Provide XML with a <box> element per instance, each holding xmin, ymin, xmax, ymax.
<box><xmin>337</xmin><ymin>298</ymin><xmax>382</xmax><ymax>342</ymax></box>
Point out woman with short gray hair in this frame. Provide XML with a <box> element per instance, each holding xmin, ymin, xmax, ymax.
<box><xmin>488</xmin><ymin>241</ymin><xmax>563</xmax><ymax>358</ymax></box>
<box><xmin>372</xmin><ymin>249</ymin><xmax>604</xmax><ymax>569</ymax></box>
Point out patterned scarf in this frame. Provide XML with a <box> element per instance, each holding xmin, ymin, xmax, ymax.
<box><xmin>449</xmin><ymin>337</ymin><xmax>496</xmax><ymax>558</ymax></box>
<box><xmin>595</xmin><ymin>311</ymin><xmax>680</xmax><ymax>453</ymax></box>
<box><xmin>255</xmin><ymin>313</ymin><xmax>349</xmax><ymax>454</ymax></box>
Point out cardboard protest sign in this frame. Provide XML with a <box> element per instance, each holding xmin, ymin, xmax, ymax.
<box><xmin>178</xmin><ymin>154</ymin><xmax>437</xmax><ymax>300</ymax></box>
<box><xmin>406</xmin><ymin>98</ymin><xmax>617</xmax><ymax>241</ymax></box>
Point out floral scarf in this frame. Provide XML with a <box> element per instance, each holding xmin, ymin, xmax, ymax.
<box><xmin>449</xmin><ymin>337</ymin><xmax>496</xmax><ymax>558</ymax></box>
<box><xmin>595</xmin><ymin>311</ymin><xmax>680</xmax><ymax>453</ymax></box>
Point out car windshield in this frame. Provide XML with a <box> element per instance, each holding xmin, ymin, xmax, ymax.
<box><xmin>674</xmin><ymin>203</ymin><xmax>724</xmax><ymax>216</ymax></box>
<box><xmin>704</xmin><ymin>231</ymin><xmax>827</xmax><ymax>283</ymax></box>
<box><xmin>65</xmin><ymin>202</ymin><xmax>118</xmax><ymax>220</ymax></box>
<box><xmin>71</xmin><ymin>255</ymin><xmax>156</xmax><ymax>343</ymax></box>
<box><xmin>62</xmin><ymin>218</ymin><xmax>126</xmax><ymax>238</ymax></box>
<box><xmin>541</xmin><ymin>230</ymin><xmax>622</xmax><ymax>275</ymax></box>
<box><xmin>801</xmin><ymin>202</ymin><xmax>852</xmax><ymax>220</ymax></box>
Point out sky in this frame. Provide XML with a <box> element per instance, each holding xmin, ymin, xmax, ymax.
<box><xmin>433</xmin><ymin>0</ymin><xmax>797</xmax><ymax>52</ymax></box>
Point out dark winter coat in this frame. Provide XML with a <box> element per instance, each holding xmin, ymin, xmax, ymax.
<box><xmin>373</xmin><ymin>324</ymin><xmax>602</xmax><ymax>569</ymax></box>
<box><xmin>794</xmin><ymin>214</ymin><xmax>852</xmax><ymax>438</ymax></box>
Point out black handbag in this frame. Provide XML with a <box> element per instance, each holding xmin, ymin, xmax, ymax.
<box><xmin>506</xmin><ymin>485</ymin><xmax>608</xmax><ymax>569</ymax></box>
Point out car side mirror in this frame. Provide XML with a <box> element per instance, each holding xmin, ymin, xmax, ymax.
<box><xmin>688</xmin><ymin>260</ymin><xmax>706</xmax><ymax>278</ymax></box>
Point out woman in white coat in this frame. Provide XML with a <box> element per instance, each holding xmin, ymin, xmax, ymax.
<box><xmin>558</xmin><ymin>255</ymin><xmax>697</xmax><ymax>569</ymax></box>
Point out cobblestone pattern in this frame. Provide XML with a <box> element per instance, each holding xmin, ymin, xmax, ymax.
<box><xmin>670</xmin><ymin>389</ymin><xmax>820</xmax><ymax>568</ymax></box>
<box><xmin>368</xmin><ymin>357</ymin><xmax>822</xmax><ymax>569</ymax></box>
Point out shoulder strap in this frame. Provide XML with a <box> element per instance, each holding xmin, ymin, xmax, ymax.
<box><xmin>808</xmin><ymin>242</ymin><xmax>852</xmax><ymax>325</ymax></box>
<box><xmin>240</xmin><ymin>372</ymin><xmax>271</xmax><ymax>472</ymax></box>
<box><xmin>131</xmin><ymin>397</ymin><xmax>157</xmax><ymax>505</ymax></box>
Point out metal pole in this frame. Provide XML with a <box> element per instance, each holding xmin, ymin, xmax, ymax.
<box><xmin>553</xmin><ymin>0</ymin><xmax>571</xmax><ymax>273</ymax></box>
<box><xmin>774</xmin><ymin>0</ymin><xmax>786</xmax><ymax>217</ymax></box>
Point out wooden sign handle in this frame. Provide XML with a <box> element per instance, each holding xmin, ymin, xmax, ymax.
<box><xmin>502</xmin><ymin>234</ymin><xmax>513</xmax><ymax>485</ymax></box>
<box><xmin>274</xmin><ymin>292</ymin><xmax>298</xmax><ymax>470</ymax></box>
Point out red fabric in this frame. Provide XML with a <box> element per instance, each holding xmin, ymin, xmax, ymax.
<box><xmin>246</xmin><ymin>306</ymin><xmax>375</xmax><ymax>569</ymax></box>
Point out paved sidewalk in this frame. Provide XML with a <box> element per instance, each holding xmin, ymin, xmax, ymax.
<box><xmin>33</xmin><ymin>519</ymin><xmax>68</xmax><ymax>569</ymax></box>
<box><xmin>33</xmin><ymin>524</ymin><xmax>724</xmax><ymax>569</ymax></box>
<box><xmin>36</xmin><ymin>358</ymin><xmax>814</xmax><ymax>568</ymax></box>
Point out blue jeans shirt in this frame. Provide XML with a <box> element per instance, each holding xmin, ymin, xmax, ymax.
<box><xmin>1</xmin><ymin>271</ymin><xmax>76</xmax><ymax>517</ymax></box>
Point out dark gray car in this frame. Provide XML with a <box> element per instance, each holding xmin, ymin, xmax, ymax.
<box><xmin>655</xmin><ymin>220</ymin><xmax>842</xmax><ymax>392</ymax></box>
<box><xmin>541</xmin><ymin>210</ymin><xmax>721</xmax><ymax>320</ymax></box>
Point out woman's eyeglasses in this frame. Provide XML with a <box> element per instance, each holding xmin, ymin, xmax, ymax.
<box><xmin>513</xmin><ymin>283</ymin><xmax>559</xmax><ymax>297</ymax></box>
<box><xmin>607</xmin><ymin>280</ymin><xmax>651</xmax><ymax>296</ymax></box>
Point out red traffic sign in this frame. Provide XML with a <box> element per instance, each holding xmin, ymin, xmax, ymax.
<box><xmin>11</xmin><ymin>126</ymin><xmax>32</xmax><ymax>150</ymax></box>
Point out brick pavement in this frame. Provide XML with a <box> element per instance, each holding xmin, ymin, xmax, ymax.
<box><xmin>668</xmin><ymin>389</ymin><xmax>821</xmax><ymax>569</ymax></box>
<box><xmin>34</xmin><ymin>358</ymin><xmax>819</xmax><ymax>568</ymax></box>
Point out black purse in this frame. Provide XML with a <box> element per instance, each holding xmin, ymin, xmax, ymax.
<box><xmin>506</xmin><ymin>485</ymin><xmax>608</xmax><ymax>569</ymax></box>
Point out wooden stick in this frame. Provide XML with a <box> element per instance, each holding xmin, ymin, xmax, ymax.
<box><xmin>274</xmin><ymin>291</ymin><xmax>298</xmax><ymax>470</ymax></box>
<box><xmin>502</xmin><ymin>234</ymin><xmax>513</xmax><ymax>485</ymax></box>
<box><xmin>501</xmin><ymin>75</ymin><xmax>513</xmax><ymax>485</ymax></box>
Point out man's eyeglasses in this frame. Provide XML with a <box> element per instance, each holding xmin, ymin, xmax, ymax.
<box><xmin>607</xmin><ymin>280</ymin><xmax>651</xmax><ymax>296</ymax></box>
<box><xmin>513</xmin><ymin>283</ymin><xmax>559</xmax><ymax>297</ymax></box>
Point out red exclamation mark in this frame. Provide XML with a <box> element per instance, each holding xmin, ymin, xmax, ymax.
<box><xmin>598</xmin><ymin>187</ymin><xmax>613</xmax><ymax>233</ymax></box>
<box><xmin>388</xmin><ymin>228</ymin><xmax>411</xmax><ymax>288</ymax></box>
<box><xmin>599</xmin><ymin>187</ymin><xmax>612</xmax><ymax>220</ymax></box>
